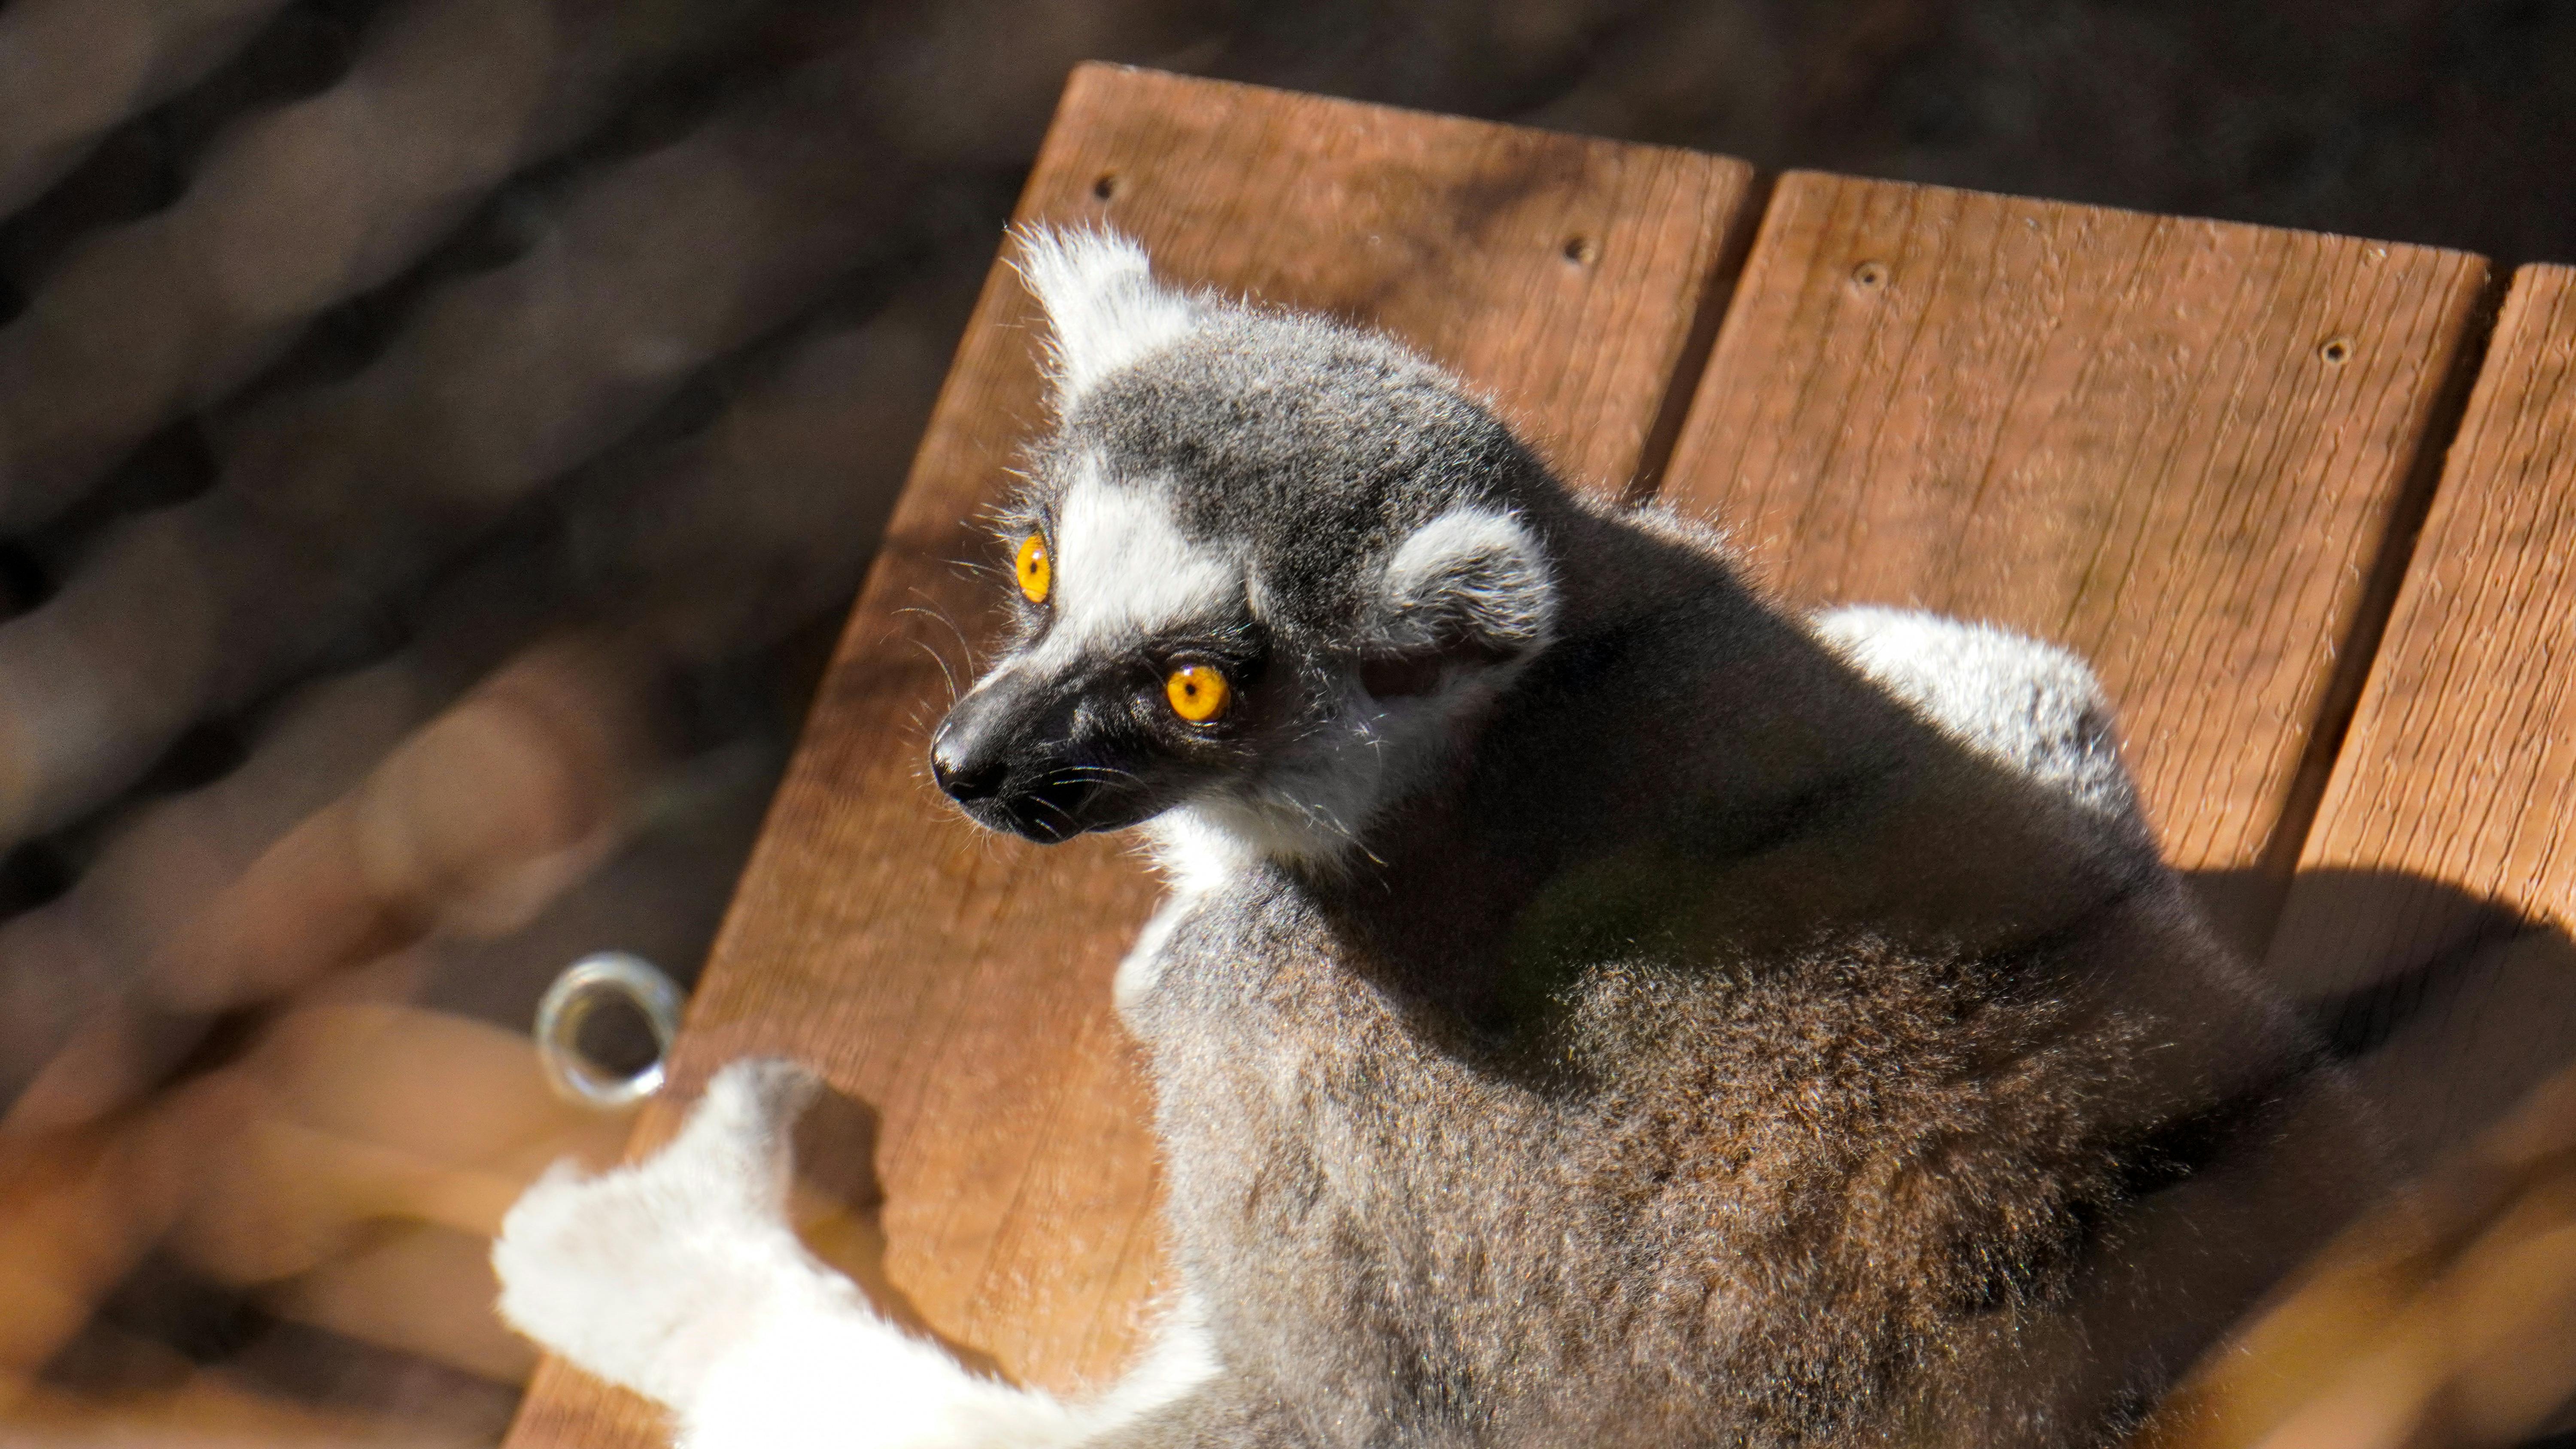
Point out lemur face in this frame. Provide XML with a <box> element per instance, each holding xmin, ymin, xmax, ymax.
<box><xmin>929</xmin><ymin>231</ymin><xmax>1563</xmax><ymax>865</ymax></box>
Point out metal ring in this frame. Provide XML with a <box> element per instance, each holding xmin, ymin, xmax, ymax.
<box><xmin>535</xmin><ymin>952</ymin><xmax>683</xmax><ymax>1108</ymax></box>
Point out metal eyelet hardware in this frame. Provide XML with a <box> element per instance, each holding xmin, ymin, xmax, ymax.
<box><xmin>534</xmin><ymin>952</ymin><xmax>683</xmax><ymax>1108</ymax></box>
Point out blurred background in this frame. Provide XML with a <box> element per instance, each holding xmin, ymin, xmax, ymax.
<box><xmin>2</xmin><ymin>0</ymin><xmax>2575</xmax><ymax>1445</ymax></box>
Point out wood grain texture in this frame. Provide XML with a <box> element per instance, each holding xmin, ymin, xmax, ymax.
<box><xmin>2264</xmin><ymin>265</ymin><xmax>2576</xmax><ymax>1177</ymax></box>
<box><xmin>502</xmin><ymin>63</ymin><xmax>1757</xmax><ymax>1446</ymax></box>
<box><xmin>1657</xmin><ymin>173</ymin><xmax>2489</xmax><ymax>950</ymax></box>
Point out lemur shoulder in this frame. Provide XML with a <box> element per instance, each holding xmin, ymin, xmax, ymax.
<box><xmin>492</xmin><ymin>230</ymin><xmax>2385</xmax><ymax>1448</ymax></box>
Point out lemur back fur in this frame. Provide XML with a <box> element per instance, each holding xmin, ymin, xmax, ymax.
<box><xmin>492</xmin><ymin>231</ymin><xmax>2383</xmax><ymax>1449</ymax></box>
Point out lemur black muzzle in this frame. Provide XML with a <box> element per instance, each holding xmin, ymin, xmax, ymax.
<box><xmin>930</xmin><ymin>669</ymin><xmax>1152</xmax><ymax>842</ymax></box>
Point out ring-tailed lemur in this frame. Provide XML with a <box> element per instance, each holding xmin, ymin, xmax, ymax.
<box><xmin>492</xmin><ymin>231</ymin><xmax>2383</xmax><ymax>1447</ymax></box>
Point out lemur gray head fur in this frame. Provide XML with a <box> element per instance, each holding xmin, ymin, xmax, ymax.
<box><xmin>930</xmin><ymin>230</ymin><xmax>1560</xmax><ymax>869</ymax></box>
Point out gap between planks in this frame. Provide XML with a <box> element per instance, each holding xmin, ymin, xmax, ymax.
<box><xmin>2239</xmin><ymin>265</ymin><xmax>2510</xmax><ymax>958</ymax></box>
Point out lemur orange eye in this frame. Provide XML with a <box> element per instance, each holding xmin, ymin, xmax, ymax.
<box><xmin>1165</xmin><ymin>664</ymin><xmax>1230</xmax><ymax>723</ymax></box>
<box><xmin>1015</xmin><ymin>533</ymin><xmax>1051</xmax><ymax>603</ymax></box>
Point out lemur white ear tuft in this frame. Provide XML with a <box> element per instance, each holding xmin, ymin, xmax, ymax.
<box><xmin>1012</xmin><ymin>227</ymin><xmax>1202</xmax><ymax>408</ymax></box>
<box><xmin>1369</xmin><ymin>507</ymin><xmax>1557</xmax><ymax>666</ymax></box>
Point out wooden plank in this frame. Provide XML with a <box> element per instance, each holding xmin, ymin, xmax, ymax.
<box><xmin>2263</xmin><ymin>264</ymin><xmax>2576</xmax><ymax>1179</ymax></box>
<box><xmin>1655</xmin><ymin>173</ymin><xmax>2489</xmax><ymax>953</ymax></box>
<box><xmin>504</xmin><ymin>63</ymin><xmax>1759</xmax><ymax>1447</ymax></box>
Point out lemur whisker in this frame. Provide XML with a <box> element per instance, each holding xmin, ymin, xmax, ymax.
<box><xmin>1024</xmin><ymin>795</ymin><xmax>1079</xmax><ymax>830</ymax></box>
<box><xmin>897</xmin><ymin>597</ymin><xmax>981</xmax><ymax>663</ymax></box>
<box><xmin>1053</xmin><ymin>766</ymin><xmax>1144</xmax><ymax>786</ymax></box>
<box><xmin>1260</xmin><ymin>782</ymin><xmax>1377</xmax><ymax>864</ymax></box>
<box><xmin>902</xmin><ymin>637</ymin><xmax>960</xmax><ymax>705</ymax></box>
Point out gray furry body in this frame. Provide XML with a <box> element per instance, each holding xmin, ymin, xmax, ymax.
<box><xmin>1109</xmin><ymin>450</ymin><xmax>2357</xmax><ymax>1449</ymax></box>
<box><xmin>491</xmin><ymin>233</ymin><xmax>2381</xmax><ymax>1449</ymax></box>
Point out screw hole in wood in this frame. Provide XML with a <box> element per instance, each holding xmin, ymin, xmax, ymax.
<box><xmin>1852</xmin><ymin>260</ymin><xmax>1889</xmax><ymax>290</ymax></box>
<box><xmin>1563</xmin><ymin>235</ymin><xmax>1597</xmax><ymax>265</ymax></box>
<box><xmin>1093</xmin><ymin>173</ymin><xmax>1118</xmax><ymax>201</ymax></box>
<box><xmin>2319</xmin><ymin>336</ymin><xmax>2353</xmax><ymax>365</ymax></box>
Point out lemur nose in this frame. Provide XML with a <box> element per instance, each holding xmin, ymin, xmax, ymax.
<box><xmin>930</xmin><ymin>729</ymin><xmax>1007</xmax><ymax>803</ymax></box>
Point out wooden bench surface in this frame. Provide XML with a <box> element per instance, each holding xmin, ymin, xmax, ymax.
<box><xmin>507</xmin><ymin>65</ymin><xmax>2575</xmax><ymax>1447</ymax></box>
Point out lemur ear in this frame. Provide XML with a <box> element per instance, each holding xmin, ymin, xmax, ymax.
<box><xmin>1363</xmin><ymin>507</ymin><xmax>1557</xmax><ymax>694</ymax></box>
<box><xmin>1012</xmin><ymin>227</ymin><xmax>1203</xmax><ymax>409</ymax></box>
